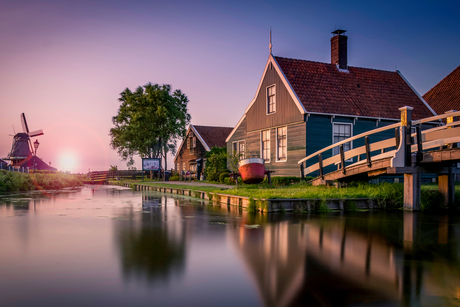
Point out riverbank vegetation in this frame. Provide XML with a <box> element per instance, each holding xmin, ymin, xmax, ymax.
<box><xmin>112</xmin><ymin>179</ymin><xmax>459</xmax><ymax>210</ymax></box>
<box><xmin>0</xmin><ymin>170</ymin><xmax>83</xmax><ymax>193</ymax></box>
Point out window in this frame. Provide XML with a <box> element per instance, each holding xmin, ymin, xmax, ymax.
<box><xmin>232</xmin><ymin>142</ymin><xmax>237</xmax><ymax>154</ymax></box>
<box><xmin>238</xmin><ymin>141</ymin><xmax>245</xmax><ymax>160</ymax></box>
<box><xmin>187</xmin><ymin>138</ymin><xmax>190</xmax><ymax>149</ymax></box>
<box><xmin>193</xmin><ymin>137</ymin><xmax>196</xmax><ymax>148</ymax></box>
<box><xmin>261</xmin><ymin>130</ymin><xmax>270</xmax><ymax>162</ymax></box>
<box><xmin>267</xmin><ymin>85</ymin><xmax>276</xmax><ymax>114</ymax></box>
<box><xmin>189</xmin><ymin>137</ymin><xmax>195</xmax><ymax>154</ymax></box>
<box><xmin>277</xmin><ymin>127</ymin><xmax>287</xmax><ymax>161</ymax></box>
<box><xmin>332</xmin><ymin>123</ymin><xmax>352</xmax><ymax>157</ymax></box>
<box><xmin>182</xmin><ymin>162</ymin><xmax>186</xmax><ymax>171</ymax></box>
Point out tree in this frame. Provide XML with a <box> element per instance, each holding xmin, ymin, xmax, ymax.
<box><xmin>110</xmin><ymin>83</ymin><xmax>191</xmax><ymax>172</ymax></box>
<box><xmin>203</xmin><ymin>147</ymin><xmax>228</xmax><ymax>181</ymax></box>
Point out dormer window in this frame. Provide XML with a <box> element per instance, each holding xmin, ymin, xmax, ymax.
<box><xmin>267</xmin><ymin>85</ymin><xmax>276</xmax><ymax>114</ymax></box>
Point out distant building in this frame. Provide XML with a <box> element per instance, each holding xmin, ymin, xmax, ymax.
<box><xmin>226</xmin><ymin>30</ymin><xmax>436</xmax><ymax>177</ymax></box>
<box><xmin>174</xmin><ymin>125</ymin><xmax>233</xmax><ymax>177</ymax></box>
<box><xmin>0</xmin><ymin>158</ymin><xmax>7</xmax><ymax>169</ymax></box>
<box><xmin>12</xmin><ymin>156</ymin><xmax>57</xmax><ymax>172</ymax></box>
<box><xmin>423</xmin><ymin>65</ymin><xmax>460</xmax><ymax>114</ymax></box>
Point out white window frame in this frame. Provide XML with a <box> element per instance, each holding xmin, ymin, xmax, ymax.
<box><xmin>276</xmin><ymin>126</ymin><xmax>287</xmax><ymax>162</ymax></box>
<box><xmin>266</xmin><ymin>84</ymin><xmax>276</xmax><ymax>115</ymax></box>
<box><xmin>260</xmin><ymin>130</ymin><xmax>270</xmax><ymax>163</ymax></box>
<box><xmin>238</xmin><ymin>140</ymin><xmax>246</xmax><ymax>160</ymax></box>
<box><xmin>232</xmin><ymin>141</ymin><xmax>237</xmax><ymax>155</ymax></box>
<box><xmin>332</xmin><ymin>122</ymin><xmax>353</xmax><ymax>162</ymax></box>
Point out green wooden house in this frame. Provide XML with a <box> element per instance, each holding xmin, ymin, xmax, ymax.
<box><xmin>226</xmin><ymin>30</ymin><xmax>436</xmax><ymax>178</ymax></box>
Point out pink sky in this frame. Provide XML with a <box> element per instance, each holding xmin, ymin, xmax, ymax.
<box><xmin>1</xmin><ymin>1</ymin><xmax>458</xmax><ymax>173</ymax></box>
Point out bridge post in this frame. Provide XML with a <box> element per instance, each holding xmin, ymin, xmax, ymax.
<box><xmin>438</xmin><ymin>168</ymin><xmax>455</xmax><ymax>208</ymax></box>
<box><xmin>395</xmin><ymin>106</ymin><xmax>422</xmax><ymax>211</ymax></box>
<box><xmin>404</xmin><ymin>169</ymin><xmax>421</xmax><ymax>211</ymax></box>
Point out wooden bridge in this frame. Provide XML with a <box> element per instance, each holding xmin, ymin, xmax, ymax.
<box><xmin>298</xmin><ymin>107</ymin><xmax>460</xmax><ymax>210</ymax></box>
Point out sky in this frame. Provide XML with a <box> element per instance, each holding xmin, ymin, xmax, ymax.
<box><xmin>1</xmin><ymin>0</ymin><xmax>459</xmax><ymax>173</ymax></box>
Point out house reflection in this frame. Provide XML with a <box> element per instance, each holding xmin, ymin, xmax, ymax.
<box><xmin>231</xmin><ymin>212</ymin><xmax>460</xmax><ymax>307</ymax></box>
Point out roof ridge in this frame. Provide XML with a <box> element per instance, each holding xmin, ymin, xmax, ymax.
<box><xmin>274</xmin><ymin>55</ymin><xmax>398</xmax><ymax>74</ymax></box>
<box><xmin>193</xmin><ymin>125</ymin><xmax>233</xmax><ymax>129</ymax></box>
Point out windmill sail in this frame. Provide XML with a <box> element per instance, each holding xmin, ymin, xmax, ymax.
<box><xmin>21</xmin><ymin>113</ymin><xmax>29</xmax><ymax>134</ymax></box>
<box><xmin>28</xmin><ymin>129</ymin><xmax>44</xmax><ymax>137</ymax></box>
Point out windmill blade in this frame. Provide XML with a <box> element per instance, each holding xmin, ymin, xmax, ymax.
<box><xmin>28</xmin><ymin>129</ymin><xmax>44</xmax><ymax>137</ymax></box>
<box><xmin>21</xmin><ymin>113</ymin><xmax>30</xmax><ymax>134</ymax></box>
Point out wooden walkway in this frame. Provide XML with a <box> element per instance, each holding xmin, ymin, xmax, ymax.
<box><xmin>298</xmin><ymin>107</ymin><xmax>460</xmax><ymax>210</ymax></box>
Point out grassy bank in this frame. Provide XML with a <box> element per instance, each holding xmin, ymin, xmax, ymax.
<box><xmin>0</xmin><ymin>170</ymin><xmax>84</xmax><ymax>193</ymax></box>
<box><xmin>109</xmin><ymin>180</ymin><xmax>229</xmax><ymax>192</ymax></box>
<box><xmin>112</xmin><ymin>179</ymin><xmax>460</xmax><ymax>210</ymax></box>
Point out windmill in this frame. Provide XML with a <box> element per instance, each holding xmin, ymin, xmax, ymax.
<box><xmin>4</xmin><ymin>113</ymin><xmax>44</xmax><ymax>165</ymax></box>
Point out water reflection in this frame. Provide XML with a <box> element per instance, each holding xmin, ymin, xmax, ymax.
<box><xmin>228</xmin><ymin>212</ymin><xmax>460</xmax><ymax>306</ymax></box>
<box><xmin>1</xmin><ymin>186</ymin><xmax>460</xmax><ymax>306</ymax></box>
<box><xmin>115</xmin><ymin>195</ymin><xmax>186</xmax><ymax>284</ymax></box>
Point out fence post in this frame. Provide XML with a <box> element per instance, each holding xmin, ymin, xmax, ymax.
<box><xmin>318</xmin><ymin>154</ymin><xmax>324</xmax><ymax>179</ymax></box>
<box><xmin>391</xmin><ymin>106</ymin><xmax>413</xmax><ymax>168</ymax></box>
<box><xmin>365</xmin><ymin>136</ymin><xmax>371</xmax><ymax>167</ymax></box>
<box><xmin>339</xmin><ymin>145</ymin><xmax>346</xmax><ymax>174</ymax></box>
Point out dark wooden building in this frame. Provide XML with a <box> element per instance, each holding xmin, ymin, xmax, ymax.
<box><xmin>174</xmin><ymin>125</ymin><xmax>233</xmax><ymax>175</ymax></box>
<box><xmin>423</xmin><ymin>65</ymin><xmax>460</xmax><ymax>115</ymax></box>
<box><xmin>227</xmin><ymin>30</ymin><xmax>436</xmax><ymax>177</ymax></box>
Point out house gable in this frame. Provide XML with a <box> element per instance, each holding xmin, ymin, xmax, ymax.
<box><xmin>245</xmin><ymin>55</ymin><xmax>305</xmax><ymax>132</ymax></box>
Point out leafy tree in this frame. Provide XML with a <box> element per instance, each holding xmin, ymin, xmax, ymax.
<box><xmin>110</xmin><ymin>83</ymin><xmax>191</xmax><ymax>170</ymax></box>
<box><xmin>203</xmin><ymin>147</ymin><xmax>228</xmax><ymax>181</ymax></box>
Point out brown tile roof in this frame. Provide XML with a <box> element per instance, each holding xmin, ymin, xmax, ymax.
<box><xmin>423</xmin><ymin>65</ymin><xmax>460</xmax><ymax>115</ymax></box>
<box><xmin>274</xmin><ymin>56</ymin><xmax>434</xmax><ymax>120</ymax></box>
<box><xmin>193</xmin><ymin>125</ymin><xmax>233</xmax><ymax>149</ymax></box>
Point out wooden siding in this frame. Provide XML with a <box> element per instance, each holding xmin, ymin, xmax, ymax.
<box><xmin>228</xmin><ymin>120</ymin><xmax>306</xmax><ymax>177</ymax></box>
<box><xmin>227</xmin><ymin>117</ymin><xmax>248</xmax><ymax>170</ymax></box>
<box><xmin>246</xmin><ymin>63</ymin><xmax>304</xmax><ymax>132</ymax></box>
<box><xmin>175</xmin><ymin>131</ymin><xmax>207</xmax><ymax>172</ymax></box>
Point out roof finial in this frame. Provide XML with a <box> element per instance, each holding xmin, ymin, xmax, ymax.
<box><xmin>269</xmin><ymin>27</ymin><xmax>272</xmax><ymax>55</ymax></box>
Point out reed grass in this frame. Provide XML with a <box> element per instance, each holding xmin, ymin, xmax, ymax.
<box><xmin>0</xmin><ymin>170</ymin><xmax>83</xmax><ymax>193</ymax></box>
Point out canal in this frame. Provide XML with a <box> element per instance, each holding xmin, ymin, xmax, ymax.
<box><xmin>0</xmin><ymin>185</ymin><xmax>459</xmax><ymax>306</ymax></box>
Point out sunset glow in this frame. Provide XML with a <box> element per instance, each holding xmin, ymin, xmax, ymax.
<box><xmin>58</xmin><ymin>151</ymin><xmax>78</xmax><ymax>173</ymax></box>
<box><xmin>0</xmin><ymin>1</ymin><xmax>458</xmax><ymax>173</ymax></box>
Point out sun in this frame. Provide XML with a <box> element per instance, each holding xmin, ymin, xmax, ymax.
<box><xmin>59</xmin><ymin>152</ymin><xmax>78</xmax><ymax>173</ymax></box>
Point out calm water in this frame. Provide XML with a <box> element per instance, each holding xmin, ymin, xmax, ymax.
<box><xmin>1</xmin><ymin>186</ymin><xmax>460</xmax><ymax>307</ymax></box>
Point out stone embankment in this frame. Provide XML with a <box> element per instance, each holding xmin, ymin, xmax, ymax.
<box><xmin>116</xmin><ymin>182</ymin><xmax>381</xmax><ymax>213</ymax></box>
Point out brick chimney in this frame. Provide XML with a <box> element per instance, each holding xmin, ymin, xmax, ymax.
<box><xmin>331</xmin><ymin>29</ymin><xmax>347</xmax><ymax>70</ymax></box>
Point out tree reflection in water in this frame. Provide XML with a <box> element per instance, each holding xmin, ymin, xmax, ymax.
<box><xmin>116</xmin><ymin>194</ymin><xmax>185</xmax><ymax>284</ymax></box>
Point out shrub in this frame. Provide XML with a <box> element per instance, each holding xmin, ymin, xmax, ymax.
<box><xmin>247</xmin><ymin>197</ymin><xmax>258</xmax><ymax>212</ymax></box>
<box><xmin>316</xmin><ymin>200</ymin><xmax>330</xmax><ymax>212</ymax></box>
<box><xmin>262</xmin><ymin>176</ymin><xmax>301</xmax><ymax>186</ymax></box>
<box><xmin>219</xmin><ymin>172</ymin><xmax>230</xmax><ymax>183</ymax></box>
<box><xmin>421</xmin><ymin>189</ymin><xmax>443</xmax><ymax>211</ymax></box>
<box><xmin>169</xmin><ymin>174</ymin><xmax>180</xmax><ymax>181</ymax></box>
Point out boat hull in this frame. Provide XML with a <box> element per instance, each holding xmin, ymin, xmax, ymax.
<box><xmin>238</xmin><ymin>158</ymin><xmax>265</xmax><ymax>184</ymax></box>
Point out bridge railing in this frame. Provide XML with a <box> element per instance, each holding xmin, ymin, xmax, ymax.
<box><xmin>298</xmin><ymin>108</ymin><xmax>460</xmax><ymax>178</ymax></box>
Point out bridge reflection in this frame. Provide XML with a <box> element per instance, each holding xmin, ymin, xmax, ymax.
<box><xmin>230</xmin><ymin>212</ymin><xmax>460</xmax><ymax>306</ymax></box>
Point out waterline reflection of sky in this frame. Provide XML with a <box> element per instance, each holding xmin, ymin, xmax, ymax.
<box><xmin>0</xmin><ymin>186</ymin><xmax>460</xmax><ymax>306</ymax></box>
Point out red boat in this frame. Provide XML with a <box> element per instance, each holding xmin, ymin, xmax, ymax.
<box><xmin>238</xmin><ymin>158</ymin><xmax>266</xmax><ymax>184</ymax></box>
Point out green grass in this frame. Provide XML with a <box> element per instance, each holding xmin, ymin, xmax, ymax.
<box><xmin>109</xmin><ymin>180</ymin><xmax>228</xmax><ymax>192</ymax></box>
<box><xmin>0</xmin><ymin>170</ymin><xmax>83</xmax><ymax>193</ymax></box>
<box><xmin>111</xmin><ymin>179</ymin><xmax>459</xmax><ymax>210</ymax></box>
